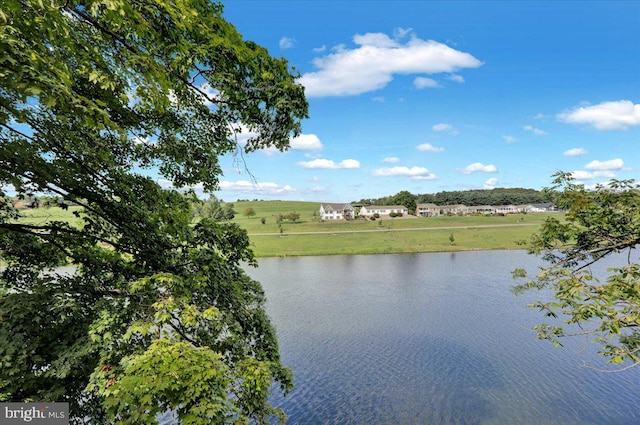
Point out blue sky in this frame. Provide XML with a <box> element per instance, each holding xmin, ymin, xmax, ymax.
<box><xmin>211</xmin><ymin>1</ymin><xmax>640</xmax><ymax>203</ymax></box>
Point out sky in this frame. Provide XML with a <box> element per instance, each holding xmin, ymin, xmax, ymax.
<box><xmin>209</xmin><ymin>1</ymin><xmax>640</xmax><ymax>203</ymax></box>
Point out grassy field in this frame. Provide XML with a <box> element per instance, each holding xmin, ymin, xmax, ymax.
<box><xmin>13</xmin><ymin>201</ymin><xmax>559</xmax><ymax>257</ymax></box>
<box><xmin>232</xmin><ymin>201</ymin><xmax>555</xmax><ymax>256</ymax></box>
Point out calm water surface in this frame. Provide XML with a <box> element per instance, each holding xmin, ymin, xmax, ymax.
<box><xmin>245</xmin><ymin>250</ymin><xmax>640</xmax><ymax>425</ymax></box>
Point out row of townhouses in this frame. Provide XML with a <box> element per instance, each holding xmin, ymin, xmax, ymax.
<box><xmin>319</xmin><ymin>202</ymin><xmax>555</xmax><ymax>220</ymax></box>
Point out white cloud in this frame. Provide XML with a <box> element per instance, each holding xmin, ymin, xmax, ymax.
<box><xmin>570</xmin><ymin>170</ymin><xmax>617</xmax><ymax>180</ymax></box>
<box><xmin>432</xmin><ymin>123</ymin><xmax>452</xmax><ymax>132</ymax></box>
<box><xmin>353</xmin><ymin>32</ymin><xmax>399</xmax><ymax>48</ymax></box>
<box><xmin>372</xmin><ymin>166</ymin><xmax>435</xmax><ymax>179</ymax></box>
<box><xmin>416</xmin><ymin>143</ymin><xmax>445</xmax><ymax>153</ymax></box>
<box><xmin>313</xmin><ymin>45</ymin><xmax>327</xmax><ymax>53</ymax></box>
<box><xmin>584</xmin><ymin>158</ymin><xmax>623</xmax><ymax>171</ymax></box>
<box><xmin>502</xmin><ymin>135</ymin><xmax>517</xmax><ymax>143</ymax></box>
<box><xmin>462</xmin><ymin>162</ymin><xmax>498</xmax><ymax>174</ymax></box>
<box><xmin>197</xmin><ymin>82</ymin><xmax>220</xmax><ymax>106</ymax></box>
<box><xmin>298</xmin><ymin>158</ymin><xmax>360</xmax><ymax>169</ymax></box>
<box><xmin>563</xmin><ymin>148</ymin><xmax>588</xmax><ymax>157</ymax></box>
<box><xmin>558</xmin><ymin>100</ymin><xmax>640</xmax><ymax>130</ymax></box>
<box><xmin>382</xmin><ymin>156</ymin><xmax>400</xmax><ymax>163</ymax></box>
<box><xmin>279</xmin><ymin>37</ymin><xmax>295</xmax><ymax>49</ymax></box>
<box><xmin>300</xmin><ymin>32</ymin><xmax>483</xmax><ymax>97</ymax></box>
<box><xmin>411</xmin><ymin>174</ymin><xmax>438</xmax><ymax>181</ymax></box>
<box><xmin>484</xmin><ymin>177</ymin><xmax>499</xmax><ymax>189</ymax></box>
<box><xmin>414</xmin><ymin>77</ymin><xmax>441</xmax><ymax>89</ymax></box>
<box><xmin>133</xmin><ymin>136</ymin><xmax>154</xmax><ymax>145</ymax></box>
<box><xmin>448</xmin><ymin>74</ymin><xmax>465</xmax><ymax>83</ymax></box>
<box><xmin>371</xmin><ymin>96</ymin><xmax>386</xmax><ymax>103</ymax></box>
<box><xmin>290</xmin><ymin>134</ymin><xmax>323</xmax><ymax>151</ymax></box>
<box><xmin>219</xmin><ymin>180</ymin><xmax>296</xmax><ymax>195</ymax></box>
<box><xmin>533</xmin><ymin>113</ymin><xmax>544</xmax><ymax>120</ymax></box>
<box><xmin>156</xmin><ymin>179</ymin><xmax>175</xmax><ymax>189</ymax></box>
<box><xmin>230</xmin><ymin>124</ymin><xmax>322</xmax><ymax>153</ymax></box>
<box><xmin>1</xmin><ymin>183</ymin><xmax>16</xmax><ymax>194</ymax></box>
<box><xmin>523</xmin><ymin>125</ymin><xmax>548</xmax><ymax>136</ymax></box>
<box><xmin>229</xmin><ymin>123</ymin><xmax>258</xmax><ymax>146</ymax></box>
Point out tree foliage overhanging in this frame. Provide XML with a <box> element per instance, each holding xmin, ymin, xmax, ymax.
<box><xmin>0</xmin><ymin>1</ymin><xmax>308</xmax><ymax>423</ymax></box>
<box><xmin>513</xmin><ymin>172</ymin><xmax>640</xmax><ymax>370</ymax></box>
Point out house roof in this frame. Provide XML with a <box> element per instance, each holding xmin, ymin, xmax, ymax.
<box><xmin>320</xmin><ymin>203</ymin><xmax>353</xmax><ymax>211</ymax></box>
<box><xmin>362</xmin><ymin>205</ymin><xmax>407</xmax><ymax>210</ymax></box>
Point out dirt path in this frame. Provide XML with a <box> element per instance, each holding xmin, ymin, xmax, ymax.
<box><xmin>248</xmin><ymin>222</ymin><xmax>541</xmax><ymax>236</ymax></box>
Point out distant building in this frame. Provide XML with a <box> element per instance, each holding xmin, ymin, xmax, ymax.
<box><xmin>359</xmin><ymin>205</ymin><xmax>408</xmax><ymax>217</ymax></box>
<box><xmin>416</xmin><ymin>203</ymin><xmax>440</xmax><ymax>217</ymax></box>
<box><xmin>416</xmin><ymin>202</ymin><xmax>557</xmax><ymax>217</ymax></box>
<box><xmin>440</xmin><ymin>204</ymin><xmax>469</xmax><ymax>215</ymax></box>
<box><xmin>520</xmin><ymin>202</ymin><xmax>556</xmax><ymax>212</ymax></box>
<box><xmin>319</xmin><ymin>203</ymin><xmax>355</xmax><ymax>220</ymax></box>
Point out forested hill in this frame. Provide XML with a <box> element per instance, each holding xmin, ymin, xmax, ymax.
<box><xmin>356</xmin><ymin>188</ymin><xmax>548</xmax><ymax>207</ymax></box>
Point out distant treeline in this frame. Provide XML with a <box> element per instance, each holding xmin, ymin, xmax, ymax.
<box><xmin>355</xmin><ymin>188</ymin><xmax>549</xmax><ymax>208</ymax></box>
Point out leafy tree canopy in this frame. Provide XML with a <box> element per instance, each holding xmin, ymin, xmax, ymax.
<box><xmin>356</xmin><ymin>188</ymin><xmax>547</xmax><ymax>209</ymax></box>
<box><xmin>0</xmin><ymin>1</ymin><xmax>307</xmax><ymax>423</ymax></box>
<box><xmin>390</xmin><ymin>190</ymin><xmax>416</xmax><ymax>214</ymax></box>
<box><xmin>513</xmin><ymin>172</ymin><xmax>640</xmax><ymax>370</ymax></box>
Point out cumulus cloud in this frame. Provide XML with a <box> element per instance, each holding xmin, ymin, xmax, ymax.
<box><xmin>570</xmin><ymin>170</ymin><xmax>617</xmax><ymax>180</ymax></box>
<box><xmin>290</xmin><ymin>134</ymin><xmax>323</xmax><ymax>151</ymax></box>
<box><xmin>279</xmin><ymin>37</ymin><xmax>295</xmax><ymax>49</ymax></box>
<box><xmin>523</xmin><ymin>125</ymin><xmax>548</xmax><ymax>136</ymax></box>
<box><xmin>484</xmin><ymin>177</ymin><xmax>499</xmax><ymax>189</ymax></box>
<box><xmin>372</xmin><ymin>166</ymin><xmax>436</xmax><ymax>180</ymax></box>
<box><xmin>502</xmin><ymin>135</ymin><xmax>517</xmax><ymax>143</ymax></box>
<box><xmin>558</xmin><ymin>100</ymin><xmax>640</xmax><ymax>130</ymax></box>
<box><xmin>414</xmin><ymin>77</ymin><xmax>440</xmax><ymax>89</ymax></box>
<box><xmin>563</xmin><ymin>148</ymin><xmax>588</xmax><ymax>157</ymax></box>
<box><xmin>584</xmin><ymin>158</ymin><xmax>623</xmax><ymax>171</ymax></box>
<box><xmin>448</xmin><ymin>74</ymin><xmax>465</xmax><ymax>83</ymax></box>
<box><xmin>298</xmin><ymin>158</ymin><xmax>360</xmax><ymax>169</ymax></box>
<box><xmin>411</xmin><ymin>174</ymin><xmax>438</xmax><ymax>181</ymax></box>
<box><xmin>462</xmin><ymin>162</ymin><xmax>498</xmax><ymax>174</ymax></box>
<box><xmin>219</xmin><ymin>180</ymin><xmax>296</xmax><ymax>195</ymax></box>
<box><xmin>230</xmin><ymin>124</ymin><xmax>323</xmax><ymax>153</ymax></box>
<box><xmin>382</xmin><ymin>156</ymin><xmax>400</xmax><ymax>163</ymax></box>
<box><xmin>416</xmin><ymin>143</ymin><xmax>445</xmax><ymax>153</ymax></box>
<box><xmin>300</xmin><ymin>30</ymin><xmax>483</xmax><ymax>97</ymax></box>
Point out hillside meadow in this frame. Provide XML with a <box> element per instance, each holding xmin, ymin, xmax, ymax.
<box><xmin>13</xmin><ymin>201</ymin><xmax>559</xmax><ymax>257</ymax></box>
<box><xmin>229</xmin><ymin>201</ymin><xmax>555</xmax><ymax>256</ymax></box>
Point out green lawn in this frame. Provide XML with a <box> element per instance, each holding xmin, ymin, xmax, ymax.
<box><xmin>13</xmin><ymin>206</ymin><xmax>84</xmax><ymax>227</ymax></box>
<box><xmin>231</xmin><ymin>201</ymin><xmax>557</xmax><ymax>256</ymax></box>
<box><xmin>10</xmin><ymin>201</ymin><xmax>560</xmax><ymax>257</ymax></box>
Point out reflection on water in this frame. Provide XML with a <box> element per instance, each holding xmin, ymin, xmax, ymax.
<box><xmin>245</xmin><ymin>251</ymin><xmax>640</xmax><ymax>425</ymax></box>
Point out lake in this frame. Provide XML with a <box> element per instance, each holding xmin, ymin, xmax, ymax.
<box><xmin>245</xmin><ymin>250</ymin><xmax>640</xmax><ymax>425</ymax></box>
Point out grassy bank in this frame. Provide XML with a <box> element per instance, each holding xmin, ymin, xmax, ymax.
<box><xmin>13</xmin><ymin>201</ymin><xmax>557</xmax><ymax>257</ymax></box>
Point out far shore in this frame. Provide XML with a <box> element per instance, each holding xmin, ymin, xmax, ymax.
<box><xmin>10</xmin><ymin>201</ymin><xmax>559</xmax><ymax>259</ymax></box>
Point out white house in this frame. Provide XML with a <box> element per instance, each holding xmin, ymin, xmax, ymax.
<box><xmin>359</xmin><ymin>205</ymin><xmax>408</xmax><ymax>217</ymax></box>
<box><xmin>319</xmin><ymin>203</ymin><xmax>355</xmax><ymax>220</ymax></box>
